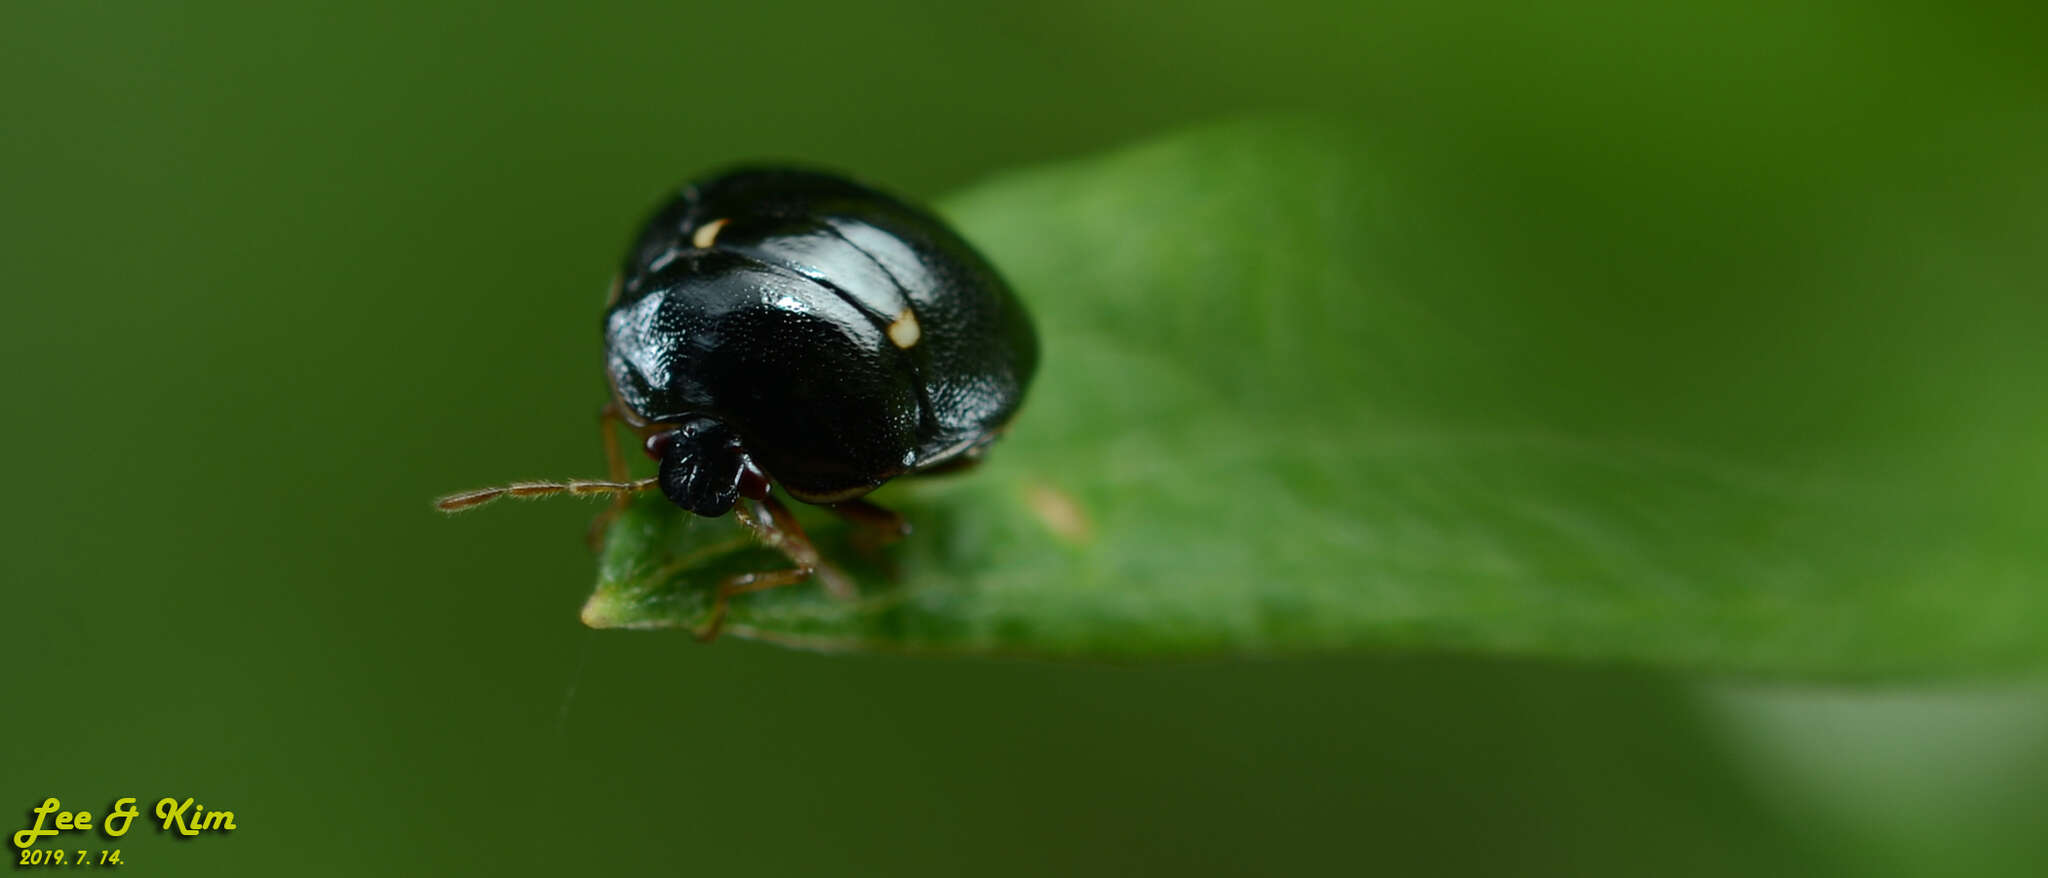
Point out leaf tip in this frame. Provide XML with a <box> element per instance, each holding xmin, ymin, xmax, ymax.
<box><xmin>579</xmin><ymin>590</ymin><xmax>634</xmax><ymax>630</ymax></box>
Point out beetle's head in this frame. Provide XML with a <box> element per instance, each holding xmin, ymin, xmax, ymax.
<box><xmin>647</xmin><ymin>416</ymin><xmax>771</xmax><ymax>517</ymax></box>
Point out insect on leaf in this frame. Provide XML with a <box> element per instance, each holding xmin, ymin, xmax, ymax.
<box><xmin>583</xmin><ymin>118</ymin><xmax>2048</xmax><ymax>674</ymax></box>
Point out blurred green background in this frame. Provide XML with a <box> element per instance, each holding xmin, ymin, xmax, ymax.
<box><xmin>5</xmin><ymin>0</ymin><xmax>2044</xmax><ymax>875</ymax></box>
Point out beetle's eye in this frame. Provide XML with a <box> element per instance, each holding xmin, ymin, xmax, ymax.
<box><xmin>644</xmin><ymin>431</ymin><xmax>673</xmax><ymax>460</ymax></box>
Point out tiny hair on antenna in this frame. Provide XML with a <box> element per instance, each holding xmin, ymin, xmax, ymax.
<box><xmin>436</xmin><ymin>478</ymin><xmax>659</xmax><ymax>513</ymax></box>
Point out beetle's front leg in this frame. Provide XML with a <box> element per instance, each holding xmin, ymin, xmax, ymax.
<box><xmin>739</xmin><ymin>494</ymin><xmax>854</xmax><ymax>599</ymax></box>
<box><xmin>585</xmin><ymin>401</ymin><xmax>635</xmax><ymax>550</ymax></box>
<box><xmin>693</xmin><ymin>494</ymin><xmax>855</xmax><ymax>642</ymax></box>
<box><xmin>694</xmin><ymin>566</ymin><xmax>813</xmax><ymax>643</ymax></box>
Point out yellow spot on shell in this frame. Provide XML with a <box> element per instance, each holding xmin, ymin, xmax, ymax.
<box><xmin>887</xmin><ymin>309</ymin><xmax>921</xmax><ymax>349</ymax></box>
<box><xmin>692</xmin><ymin>218</ymin><xmax>729</xmax><ymax>249</ymax></box>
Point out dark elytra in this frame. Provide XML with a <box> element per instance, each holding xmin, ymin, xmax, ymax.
<box><xmin>604</xmin><ymin>167</ymin><xmax>1038</xmax><ymax>515</ymax></box>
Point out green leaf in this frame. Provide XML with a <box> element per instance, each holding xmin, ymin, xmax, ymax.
<box><xmin>584</xmin><ymin>118</ymin><xmax>2048</xmax><ymax>673</ymax></box>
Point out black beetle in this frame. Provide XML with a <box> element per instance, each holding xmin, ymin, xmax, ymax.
<box><xmin>440</xmin><ymin>168</ymin><xmax>1037</xmax><ymax>639</ymax></box>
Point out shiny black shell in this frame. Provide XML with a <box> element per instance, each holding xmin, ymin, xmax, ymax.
<box><xmin>604</xmin><ymin>168</ymin><xmax>1037</xmax><ymax>505</ymax></box>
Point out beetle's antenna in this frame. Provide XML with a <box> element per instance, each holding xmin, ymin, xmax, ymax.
<box><xmin>435</xmin><ymin>478</ymin><xmax>659</xmax><ymax>513</ymax></box>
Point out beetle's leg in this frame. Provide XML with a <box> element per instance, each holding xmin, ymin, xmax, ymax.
<box><xmin>827</xmin><ymin>498</ymin><xmax>910</xmax><ymax>571</ymax></box>
<box><xmin>739</xmin><ymin>495</ymin><xmax>855</xmax><ymax>599</ymax></box>
<box><xmin>586</xmin><ymin>401</ymin><xmax>635</xmax><ymax>549</ymax></box>
<box><xmin>600</xmin><ymin>401</ymin><xmax>631</xmax><ymax>483</ymax></box>
<box><xmin>694</xmin><ymin>495</ymin><xmax>855</xmax><ymax>642</ymax></box>
<box><xmin>827</xmin><ymin>498</ymin><xmax>910</xmax><ymax>543</ymax></box>
<box><xmin>694</xmin><ymin>567</ymin><xmax>812</xmax><ymax>643</ymax></box>
<box><xmin>692</xmin><ymin>495</ymin><xmax>851</xmax><ymax>638</ymax></box>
